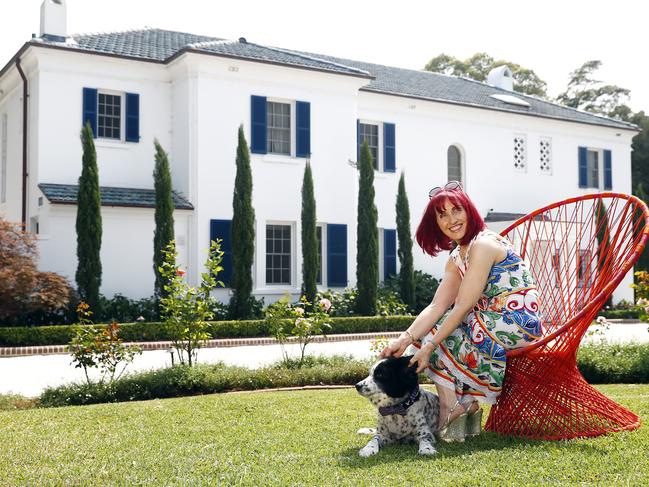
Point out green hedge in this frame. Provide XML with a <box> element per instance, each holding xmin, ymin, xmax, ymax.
<box><xmin>36</xmin><ymin>343</ymin><xmax>649</xmax><ymax>407</ymax></box>
<box><xmin>0</xmin><ymin>316</ymin><xmax>414</xmax><ymax>347</ymax></box>
<box><xmin>39</xmin><ymin>355</ymin><xmax>372</xmax><ymax>407</ymax></box>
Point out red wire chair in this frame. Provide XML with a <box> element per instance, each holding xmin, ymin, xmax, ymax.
<box><xmin>484</xmin><ymin>193</ymin><xmax>649</xmax><ymax>440</ymax></box>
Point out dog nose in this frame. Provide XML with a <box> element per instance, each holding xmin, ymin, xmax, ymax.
<box><xmin>355</xmin><ymin>383</ymin><xmax>362</xmax><ymax>391</ymax></box>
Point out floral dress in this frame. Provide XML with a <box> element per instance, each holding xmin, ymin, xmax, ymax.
<box><xmin>421</xmin><ymin>230</ymin><xmax>543</xmax><ymax>405</ymax></box>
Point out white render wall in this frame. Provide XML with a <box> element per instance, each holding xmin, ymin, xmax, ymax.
<box><xmin>0</xmin><ymin>45</ymin><xmax>637</xmax><ymax>303</ymax></box>
<box><xmin>37</xmin><ymin>203</ymin><xmax>192</xmax><ymax>299</ymax></box>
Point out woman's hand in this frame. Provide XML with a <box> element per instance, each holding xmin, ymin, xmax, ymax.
<box><xmin>409</xmin><ymin>342</ymin><xmax>436</xmax><ymax>373</ymax></box>
<box><xmin>379</xmin><ymin>336</ymin><xmax>410</xmax><ymax>359</ymax></box>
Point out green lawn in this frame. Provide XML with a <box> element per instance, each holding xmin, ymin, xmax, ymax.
<box><xmin>1</xmin><ymin>384</ymin><xmax>647</xmax><ymax>486</ymax></box>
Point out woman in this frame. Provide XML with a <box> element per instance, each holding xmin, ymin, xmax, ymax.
<box><xmin>380</xmin><ymin>181</ymin><xmax>542</xmax><ymax>441</ymax></box>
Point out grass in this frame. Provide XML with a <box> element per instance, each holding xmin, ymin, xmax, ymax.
<box><xmin>1</xmin><ymin>384</ymin><xmax>648</xmax><ymax>485</ymax></box>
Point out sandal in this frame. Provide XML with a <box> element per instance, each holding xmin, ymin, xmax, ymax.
<box><xmin>465</xmin><ymin>406</ymin><xmax>483</xmax><ymax>437</ymax></box>
<box><xmin>436</xmin><ymin>401</ymin><xmax>467</xmax><ymax>443</ymax></box>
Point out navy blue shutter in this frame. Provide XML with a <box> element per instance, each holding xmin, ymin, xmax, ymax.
<box><xmin>383</xmin><ymin>229</ymin><xmax>397</xmax><ymax>280</ymax></box>
<box><xmin>250</xmin><ymin>95</ymin><xmax>267</xmax><ymax>154</ymax></box>
<box><xmin>327</xmin><ymin>224</ymin><xmax>347</xmax><ymax>287</ymax></box>
<box><xmin>383</xmin><ymin>123</ymin><xmax>396</xmax><ymax>172</ymax></box>
<box><xmin>125</xmin><ymin>93</ymin><xmax>140</xmax><ymax>142</ymax></box>
<box><xmin>296</xmin><ymin>101</ymin><xmax>311</xmax><ymax>157</ymax></box>
<box><xmin>82</xmin><ymin>87</ymin><xmax>98</xmax><ymax>138</ymax></box>
<box><xmin>603</xmin><ymin>149</ymin><xmax>612</xmax><ymax>190</ymax></box>
<box><xmin>578</xmin><ymin>146</ymin><xmax>588</xmax><ymax>188</ymax></box>
<box><xmin>210</xmin><ymin>219</ymin><xmax>232</xmax><ymax>286</ymax></box>
<box><xmin>356</xmin><ymin>119</ymin><xmax>360</xmax><ymax>161</ymax></box>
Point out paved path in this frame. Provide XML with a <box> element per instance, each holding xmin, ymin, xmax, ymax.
<box><xmin>1</xmin><ymin>323</ymin><xmax>646</xmax><ymax>397</ymax></box>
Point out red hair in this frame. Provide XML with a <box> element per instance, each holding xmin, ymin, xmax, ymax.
<box><xmin>415</xmin><ymin>189</ymin><xmax>486</xmax><ymax>257</ymax></box>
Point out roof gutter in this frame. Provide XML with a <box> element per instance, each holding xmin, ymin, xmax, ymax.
<box><xmin>15</xmin><ymin>58</ymin><xmax>28</xmax><ymax>226</ymax></box>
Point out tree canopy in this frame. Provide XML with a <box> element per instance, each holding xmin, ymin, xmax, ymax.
<box><xmin>557</xmin><ymin>60</ymin><xmax>632</xmax><ymax>121</ymax></box>
<box><xmin>424</xmin><ymin>52</ymin><xmax>548</xmax><ymax>98</ymax></box>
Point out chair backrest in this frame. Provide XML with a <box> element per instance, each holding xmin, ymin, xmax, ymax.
<box><xmin>499</xmin><ymin>193</ymin><xmax>649</xmax><ymax>357</ymax></box>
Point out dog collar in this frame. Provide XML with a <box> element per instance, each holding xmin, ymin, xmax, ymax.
<box><xmin>378</xmin><ymin>387</ymin><xmax>421</xmax><ymax>416</ymax></box>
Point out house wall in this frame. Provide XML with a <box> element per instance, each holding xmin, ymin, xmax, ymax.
<box><xmin>37</xmin><ymin>202</ymin><xmax>192</xmax><ymax>299</ymax></box>
<box><xmin>0</xmin><ymin>45</ymin><xmax>637</xmax><ymax>303</ymax></box>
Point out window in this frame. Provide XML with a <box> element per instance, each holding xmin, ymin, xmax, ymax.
<box><xmin>447</xmin><ymin>145</ymin><xmax>463</xmax><ymax>183</ymax></box>
<box><xmin>266</xmin><ymin>224</ymin><xmax>291</xmax><ymax>284</ymax></box>
<box><xmin>540</xmin><ymin>137</ymin><xmax>552</xmax><ymax>174</ymax></box>
<box><xmin>577</xmin><ymin>250</ymin><xmax>591</xmax><ymax>288</ymax></box>
<box><xmin>514</xmin><ymin>134</ymin><xmax>527</xmax><ymax>171</ymax></box>
<box><xmin>1</xmin><ymin>113</ymin><xmax>6</xmax><ymax>203</ymax></box>
<box><xmin>587</xmin><ymin>150</ymin><xmax>599</xmax><ymax>188</ymax></box>
<box><xmin>267</xmin><ymin>101</ymin><xmax>291</xmax><ymax>155</ymax></box>
<box><xmin>98</xmin><ymin>93</ymin><xmax>122</xmax><ymax>140</ymax></box>
<box><xmin>359</xmin><ymin>123</ymin><xmax>379</xmax><ymax>170</ymax></box>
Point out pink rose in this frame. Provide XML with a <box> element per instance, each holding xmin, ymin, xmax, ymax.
<box><xmin>319</xmin><ymin>298</ymin><xmax>332</xmax><ymax>312</ymax></box>
<box><xmin>176</xmin><ymin>269</ymin><xmax>186</xmax><ymax>277</ymax></box>
<box><xmin>294</xmin><ymin>307</ymin><xmax>305</xmax><ymax>316</ymax></box>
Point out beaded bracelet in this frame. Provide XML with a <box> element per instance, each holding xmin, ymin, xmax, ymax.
<box><xmin>404</xmin><ymin>330</ymin><xmax>415</xmax><ymax>344</ymax></box>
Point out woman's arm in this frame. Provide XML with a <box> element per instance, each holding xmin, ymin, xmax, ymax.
<box><xmin>380</xmin><ymin>257</ymin><xmax>461</xmax><ymax>358</ymax></box>
<box><xmin>410</xmin><ymin>238</ymin><xmax>503</xmax><ymax>372</ymax></box>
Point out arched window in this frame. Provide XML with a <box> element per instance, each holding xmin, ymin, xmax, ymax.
<box><xmin>447</xmin><ymin>145</ymin><xmax>463</xmax><ymax>183</ymax></box>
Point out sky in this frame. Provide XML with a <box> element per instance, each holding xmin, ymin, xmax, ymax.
<box><xmin>1</xmin><ymin>0</ymin><xmax>648</xmax><ymax>113</ymax></box>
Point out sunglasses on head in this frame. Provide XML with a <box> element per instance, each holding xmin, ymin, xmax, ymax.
<box><xmin>429</xmin><ymin>181</ymin><xmax>463</xmax><ymax>199</ymax></box>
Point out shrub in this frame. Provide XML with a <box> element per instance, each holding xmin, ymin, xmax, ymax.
<box><xmin>0</xmin><ymin>316</ymin><xmax>414</xmax><ymax>347</ymax></box>
<box><xmin>39</xmin><ymin>356</ymin><xmax>373</xmax><ymax>407</ymax></box>
<box><xmin>578</xmin><ymin>343</ymin><xmax>649</xmax><ymax>383</ymax></box>
<box><xmin>0</xmin><ymin>218</ymin><xmax>72</xmax><ymax>324</ymax></box>
<box><xmin>159</xmin><ymin>240</ymin><xmax>224</xmax><ymax>366</ymax></box>
<box><xmin>69</xmin><ymin>302</ymin><xmax>142</xmax><ymax>384</ymax></box>
<box><xmin>383</xmin><ymin>271</ymin><xmax>439</xmax><ymax>314</ymax></box>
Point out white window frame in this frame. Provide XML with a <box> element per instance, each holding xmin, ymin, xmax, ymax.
<box><xmin>513</xmin><ymin>133</ymin><xmax>527</xmax><ymax>172</ymax></box>
<box><xmin>97</xmin><ymin>90</ymin><xmax>125</xmax><ymax>142</ymax></box>
<box><xmin>585</xmin><ymin>147</ymin><xmax>603</xmax><ymax>189</ymax></box>
<box><xmin>447</xmin><ymin>144</ymin><xmax>465</xmax><ymax>185</ymax></box>
<box><xmin>359</xmin><ymin>120</ymin><xmax>382</xmax><ymax>171</ymax></box>
<box><xmin>266</xmin><ymin>98</ymin><xmax>294</xmax><ymax>157</ymax></box>
<box><xmin>265</xmin><ymin>221</ymin><xmax>296</xmax><ymax>286</ymax></box>
<box><xmin>539</xmin><ymin>136</ymin><xmax>552</xmax><ymax>175</ymax></box>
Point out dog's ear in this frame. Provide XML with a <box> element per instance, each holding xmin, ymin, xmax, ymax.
<box><xmin>399</xmin><ymin>355</ymin><xmax>416</xmax><ymax>369</ymax></box>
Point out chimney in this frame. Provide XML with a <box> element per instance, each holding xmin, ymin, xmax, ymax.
<box><xmin>486</xmin><ymin>65</ymin><xmax>513</xmax><ymax>91</ymax></box>
<box><xmin>40</xmin><ymin>0</ymin><xmax>67</xmax><ymax>42</ymax></box>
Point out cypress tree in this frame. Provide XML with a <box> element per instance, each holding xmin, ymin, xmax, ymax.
<box><xmin>396</xmin><ymin>171</ymin><xmax>415</xmax><ymax>310</ymax></box>
<box><xmin>635</xmin><ymin>182</ymin><xmax>649</xmax><ymax>273</ymax></box>
<box><xmin>355</xmin><ymin>140</ymin><xmax>378</xmax><ymax>316</ymax></box>
<box><xmin>76</xmin><ymin>121</ymin><xmax>102</xmax><ymax>311</ymax></box>
<box><xmin>301</xmin><ymin>161</ymin><xmax>318</xmax><ymax>306</ymax></box>
<box><xmin>153</xmin><ymin>139</ymin><xmax>175</xmax><ymax>300</ymax></box>
<box><xmin>230</xmin><ymin>125</ymin><xmax>255</xmax><ymax>319</ymax></box>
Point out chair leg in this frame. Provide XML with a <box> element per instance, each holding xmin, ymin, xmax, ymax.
<box><xmin>485</xmin><ymin>355</ymin><xmax>640</xmax><ymax>440</ymax></box>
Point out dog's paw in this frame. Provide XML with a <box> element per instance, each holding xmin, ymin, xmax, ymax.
<box><xmin>356</xmin><ymin>427</ymin><xmax>377</xmax><ymax>435</ymax></box>
<box><xmin>418</xmin><ymin>442</ymin><xmax>437</xmax><ymax>456</ymax></box>
<box><xmin>358</xmin><ymin>444</ymin><xmax>380</xmax><ymax>457</ymax></box>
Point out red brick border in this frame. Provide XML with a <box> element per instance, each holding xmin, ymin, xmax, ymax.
<box><xmin>0</xmin><ymin>332</ymin><xmax>402</xmax><ymax>358</ymax></box>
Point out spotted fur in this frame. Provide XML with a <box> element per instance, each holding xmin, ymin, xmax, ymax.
<box><xmin>355</xmin><ymin>356</ymin><xmax>440</xmax><ymax>457</ymax></box>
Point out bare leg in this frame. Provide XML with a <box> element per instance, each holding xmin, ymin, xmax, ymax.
<box><xmin>435</xmin><ymin>383</ymin><xmax>459</xmax><ymax>430</ymax></box>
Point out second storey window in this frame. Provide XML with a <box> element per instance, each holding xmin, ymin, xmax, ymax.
<box><xmin>98</xmin><ymin>93</ymin><xmax>122</xmax><ymax>140</ymax></box>
<box><xmin>266</xmin><ymin>224</ymin><xmax>291</xmax><ymax>285</ymax></box>
<box><xmin>578</xmin><ymin>147</ymin><xmax>612</xmax><ymax>190</ymax></box>
<box><xmin>359</xmin><ymin>122</ymin><xmax>379</xmax><ymax>170</ymax></box>
<box><xmin>267</xmin><ymin>101</ymin><xmax>291</xmax><ymax>155</ymax></box>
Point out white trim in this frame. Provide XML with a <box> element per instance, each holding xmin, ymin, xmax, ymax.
<box><xmin>264</xmin><ymin>220</ymin><xmax>296</xmax><ymax>287</ymax></box>
<box><xmin>266</xmin><ymin>97</ymin><xmax>294</xmax><ymax>157</ymax></box>
<box><xmin>358</xmin><ymin>119</ymin><xmax>383</xmax><ymax>171</ymax></box>
<box><xmin>97</xmin><ymin>89</ymin><xmax>125</xmax><ymax>143</ymax></box>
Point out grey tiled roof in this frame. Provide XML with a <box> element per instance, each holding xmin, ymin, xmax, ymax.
<box><xmin>25</xmin><ymin>28</ymin><xmax>635</xmax><ymax>131</ymax></box>
<box><xmin>38</xmin><ymin>183</ymin><xmax>194</xmax><ymax>210</ymax></box>
<box><xmin>484</xmin><ymin>212</ymin><xmax>527</xmax><ymax>222</ymax></box>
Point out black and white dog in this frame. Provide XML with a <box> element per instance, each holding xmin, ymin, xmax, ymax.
<box><xmin>355</xmin><ymin>356</ymin><xmax>440</xmax><ymax>457</ymax></box>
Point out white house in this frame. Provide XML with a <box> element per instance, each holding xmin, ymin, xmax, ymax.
<box><xmin>0</xmin><ymin>0</ymin><xmax>639</xmax><ymax>304</ymax></box>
